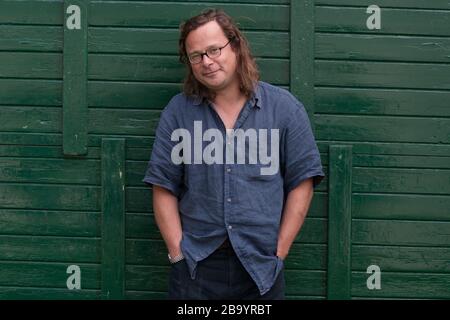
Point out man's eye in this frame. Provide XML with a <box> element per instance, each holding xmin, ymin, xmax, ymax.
<box><xmin>208</xmin><ymin>48</ymin><xmax>220</xmax><ymax>55</ymax></box>
<box><xmin>190</xmin><ymin>54</ymin><xmax>200</xmax><ymax>60</ymax></box>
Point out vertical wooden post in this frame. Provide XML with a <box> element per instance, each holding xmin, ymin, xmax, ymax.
<box><xmin>63</xmin><ymin>0</ymin><xmax>88</xmax><ymax>155</ymax></box>
<box><xmin>327</xmin><ymin>145</ymin><xmax>352</xmax><ymax>300</ymax></box>
<box><xmin>101</xmin><ymin>138</ymin><xmax>126</xmax><ymax>299</ymax></box>
<box><xmin>290</xmin><ymin>0</ymin><xmax>315</xmax><ymax>131</ymax></box>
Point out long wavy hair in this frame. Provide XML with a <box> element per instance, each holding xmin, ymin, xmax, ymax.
<box><xmin>179</xmin><ymin>9</ymin><xmax>259</xmax><ymax>101</ymax></box>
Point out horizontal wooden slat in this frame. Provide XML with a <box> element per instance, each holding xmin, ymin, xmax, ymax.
<box><xmin>0</xmin><ymin>287</ymin><xmax>100</xmax><ymax>300</ymax></box>
<box><xmin>0</xmin><ymin>185</ymin><xmax>100</xmax><ymax>211</ymax></box>
<box><xmin>125</xmin><ymin>290</ymin><xmax>166</xmax><ymax>300</ymax></box>
<box><xmin>315</xmin><ymin>87</ymin><xmax>450</xmax><ymax>117</ymax></box>
<box><xmin>0</xmin><ymin>25</ymin><xmax>62</xmax><ymax>52</ymax></box>
<box><xmin>316</xmin><ymin>33</ymin><xmax>450</xmax><ymax>63</ymax></box>
<box><xmin>353</xmin><ymin>193</ymin><xmax>450</xmax><ymax>220</ymax></box>
<box><xmin>0</xmin><ymin>79</ymin><xmax>61</xmax><ymax>106</ymax></box>
<box><xmin>352</xmin><ymin>272</ymin><xmax>450</xmax><ymax>299</ymax></box>
<box><xmin>352</xmin><ymin>245</ymin><xmax>450</xmax><ymax>273</ymax></box>
<box><xmin>126</xmin><ymin>239</ymin><xmax>327</xmax><ymax>270</ymax></box>
<box><xmin>0</xmin><ymin>235</ymin><xmax>100</xmax><ymax>263</ymax></box>
<box><xmin>89</xmin><ymin>2</ymin><xmax>289</xmax><ymax>31</ymax></box>
<box><xmin>0</xmin><ymin>52</ymin><xmax>61</xmax><ymax>79</ymax></box>
<box><xmin>317</xmin><ymin>141</ymin><xmax>450</xmax><ymax>157</ymax></box>
<box><xmin>88</xmin><ymin>82</ymin><xmax>178</xmax><ymax>109</ymax></box>
<box><xmin>316</xmin><ymin>114</ymin><xmax>450</xmax><ymax>144</ymax></box>
<box><xmin>89</xmin><ymin>28</ymin><xmax>289</xmax><ymax>57</ymax></box>
<box><xmin>0</xmin><ymin>262</ymin><xmax>100</xmax><ymax>289</ymax></box>
<box><xmin>316</xmin><ymin>1</ymin><xmax>450</xmax><ymax>10</ymax></box>
<box><xmin>316</xmin><ymin>7</ymin><xmax>450</xmax><ymax>36</ymax></box>
<box><xmin>353</xmin><ymin>167</ymin><xmax>450</xmax><ymax>194</ymax></box>
<box><xmin>316</xmin><ymin>60</ymin><xmax>450</xmax><ymax>90</ymax></box>
<box><xmin>323</xmin><ymin>154</ymin><xmax>450</xmax><ymax>169</ymax></box>
<box><xmin>0</xmin><ymin>106</ymin><xmax>61</xmax><ymax>133</ymax></box>
<box><xmin>352</xmin><ymin>219</ymin><xmax>450</xmax><ymax>247</ymax></box>
<box><xmin>0</xmin><ymin>0</ymin><xmax>63</xmax><ymax>25</ymax></box>
<box><xmin>0</xmin><ymin>209</ymin><xmax>100</xmax><ymax>237</ymax></box>
<box><xmin>0</xmin><ymin>145</ymin><xmax>100</xmax><ymax>159</ymax></box>
<box><xmin>125</xmin><ymin>265</ymin><xmax>325</xmax><ymax>296</ymax></box>
<box><xmin>125</xmin><ymin>213</ymin><xmax>327</xmax><ymax>244</ymax></box>
<box><xmin>0</xmin><ymin>158</ymin><xmax>99</xmax><ymax>185</ymax></box>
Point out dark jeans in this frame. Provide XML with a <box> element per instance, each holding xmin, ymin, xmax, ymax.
<box><xmin>168</xmin><ymin>245</ymin><xmax>285</xmax><ymax>300</ymax></box>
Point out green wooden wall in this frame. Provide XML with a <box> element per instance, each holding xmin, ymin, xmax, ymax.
<box><xmin>0</xmin><ymin>0</ymin><xmax>449</xmax><ymax>300</ymax></box>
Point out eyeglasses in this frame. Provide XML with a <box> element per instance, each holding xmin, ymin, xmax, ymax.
<box><xmin>187</xmin><ymin>38</ymin><xmax>233</xmax><ymax>65</ymax></box>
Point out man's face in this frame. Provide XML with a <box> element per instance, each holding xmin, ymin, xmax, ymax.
<box><xmin>185</xmin><ymin>21</ymin><xmax>239</xmax><ymax>93</ymax></box>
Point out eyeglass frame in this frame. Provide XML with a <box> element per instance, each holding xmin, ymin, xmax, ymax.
<box><xmin>187</xmin><ymin>38</ymin><xmax>234</xmax><ymax>65</ymax></box>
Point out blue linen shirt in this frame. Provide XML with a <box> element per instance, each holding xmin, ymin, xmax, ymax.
<box><xmin>143</xmin><ymin>81</ymin><xmax>325</xmax><ymax>295</ymax></box>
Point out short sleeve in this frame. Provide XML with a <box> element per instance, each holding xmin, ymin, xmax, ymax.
<box><xmin>281</xmin><ymin>101</ymin><xmax>325</xmax><ymax>194</ymax></box>
<box><xmin>142</xmin><ymin>98</ymin><xmax>184</xmax><ymax>197</ymax></box>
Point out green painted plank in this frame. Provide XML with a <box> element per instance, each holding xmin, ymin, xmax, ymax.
<box><xmin>316</xmin><ymin>61</ymin><xmax>450</xmax><ymax>90</ymax></box>
<box><xmin>322</xmin><ymin>153</ymin><xmax>450</xmax><ymax>169</ymax></box>
<box><xmin>351</xmin><ymin>272</ymin><xmax>450</xmax><ymax>299</ymax></box>
<box><xmin>353</xmin><ymin>220</ymin><xmax>450</xmax><ymax>247</ymax></box>
<box><xmin>101</xmin><ymin>139</ymin><xmax>126</xmax><ymax>299</ymax></box>
<box><xmin>125</xmin><ymin>213</ymin><xmax>327</xmax><ymax>244</ymax></box>
<box><xmin>0</xmin><ymin>287</ymin><xmax>100</xmax><ymax>300</ymax></box>
<box><xmin>0</xmin><ymin>210</ymin><xmax>99</xmax><ymax>237</ymax></box>
<box><xmin>89</xmin><ymin>2</ymin><xmax>289</xmax><ymax>31</ymax></box>
<box><xmin>89</xmin><ymin>28</ymin><xmax>289</xmax><ymax>58</ymax></box>
<box><xmin>315</xmin><ymin>87</ymin><xmax>450</xmax><ymax>117</ymax></box>
<box><xmin>315</xmin><ymin>115</ymin><xmax>450</xmax><ymax>144</ymax></box>
<box><xmin>316</xmin><ymin>1</ymin><xmax>450</xmax><ymax>10</ymax></box>
<box><xmin>317</xmin><ymin>141</ymin><xmax>450</xmax><ymax>157</ymax></box>
<box><xmin>316</xmin><ymin>7</ymin><xmax>450</xmax><ymax>36</ymax></box>
<box><xmin>89</xmin><ymin>109</ymin><xmax>161</xmax><ymax>135</ymax></box>
<box><xmin>0</xmin><ymin>107</ymin><xmax>61</xmax><ymax>133</ymax></box>
<box><xmin>327</xmin><ymin>145</ymin><xmax>352</xmax><ymax>300</ymax></box>
<box><xmin>102</xmin><ymin>0</ymin><xmax>289</xmax><ymax>3</ymax></box>
<box><xmin>290</xmin><ymin>0</ymin><xmax>315</xmax><ymax>125</ymax></box>
<box><xmin>88</xmin><ymin>82</ymin><xmax>179</xmax><ymax>109</ymax></box>
<box><xmin>0</xmin><ymin>235</ymin><xmax>100</xmax><ymax>263</ymax></box>
<box><xmin>0</xmin><ymin>0</ymin><xmax>63</xmax><ymax>25</ymax></box>
<box><xmin>0</xmin><ymin>25</ymin><xmax>62</xmax><ymax>52</ymax></box>
<box><xmin>0</xmin><ymin>133</ymin><xmax>62</xmax><ymax>146</ymax></box>
<box><xmin>0</xmin><ymin>145</ymin><xmax>100</xmax><ymax>159</ymax></box>
<box><xmin>0</xmin><ymin>185</ymin><xmax>100</xmax><ymax>211</ymax></box>
<box><xmin>0</xmin><ymin>262</ymin><xmax>100</xmax><ymax>289</ymax></box>
<box><xmin>125</xmin><ymin>265</ymin><xmax>325</xmax><ymax>296</ymax></box>
<box><xmin>0</xmin><ymin>158</ymin><xmax>99</xmax><ymax>185</ymax></box>
<box><xmin>316</xmin><ymin>33</ymin><xmax>450</xmax><ymax>63</ymax></box>
<box><xmin>352</xmin><ymin>245</ymin><xmax>450</xmax><ymax>273</ymax></box>
<box><xmin>353</xmin><ymin>193</ymin><xmax>450</xmax><ymax>221</ymax></box>
<box><xmin>63</xmin><ymin>0</ymin><xmax>88</xmax><ymax>156</ymax></box>
<box><xmin>353</xmin><ymin>167</ymin><xmax>450</xmax><ymax>194</ymax></box>
<box><xmin>0</xmin><ymin>52</ymin><xmax>61</xmax><ymax>79</ymax></box>
<box><xmin>126</xmin><ymin>239</ymin><xmax>326</xmax><ymax>270</ymax></box>
<box><xmin>0</xmin><ymin>79</ymin><xmax>61</xmax><ymax>106</ymax></box>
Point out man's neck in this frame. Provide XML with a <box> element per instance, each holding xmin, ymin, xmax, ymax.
<box><xmin>212</xmin><ymin>82</ymin><xmax>246</xmax><ymax>111</ymax></box>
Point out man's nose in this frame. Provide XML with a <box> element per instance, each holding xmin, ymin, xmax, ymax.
<box><xmin>201</xmin><ymin>54</ymin><xmax>214</xmax><ymax>66</ymax></box>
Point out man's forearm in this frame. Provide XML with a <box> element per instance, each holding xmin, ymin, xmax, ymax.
<box><xmin>277</xmin><ymin>178</ymin><xmax>314</xmax><ymax>260</ymax></box>
<box><xmin>152</xmin><ymin>185</ymin><xmax>183</xmax><ymax>257</ymax></box>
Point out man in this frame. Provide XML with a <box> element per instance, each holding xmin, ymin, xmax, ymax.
<box><xmin>143</xmin><ymin>9</ymin><xmax>324</xmax><ymax>300</ymax></box>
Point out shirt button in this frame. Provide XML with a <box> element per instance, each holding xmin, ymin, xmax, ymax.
<box><xmin>226</xmin><ymin>168</ymin><xmax>231</xmax><ymax>173</ymax></box>
<box><xmin>227</xmin><ymin>198</ymin><xmax>231</xmax><ymax>202</ymax></box>
<box><xmin>228</xmin><ymin>225</ymin><xmax>233</xmax><ymax>230</ymax></box>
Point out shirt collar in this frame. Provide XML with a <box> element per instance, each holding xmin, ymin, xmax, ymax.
<box><xmin>191</xmin><ymin>83</ymin><xmax>262</xmax><ymax>109</ymax></box>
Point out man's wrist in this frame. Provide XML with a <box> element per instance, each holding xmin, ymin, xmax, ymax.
<box><xmin>168</xmin><ymin>252</ymin><xmax>185</xmax><ymax>264</ymax></box>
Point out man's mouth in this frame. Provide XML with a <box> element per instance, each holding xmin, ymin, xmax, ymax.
<box><xmin>203</xmin><ymin>69</ymin><xmax>220</xmax><ymax>76</ymax></box>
